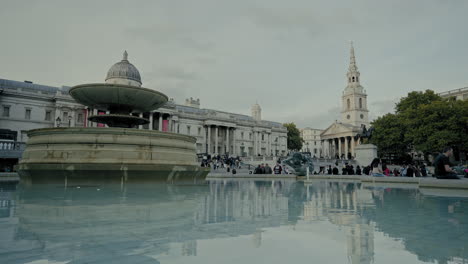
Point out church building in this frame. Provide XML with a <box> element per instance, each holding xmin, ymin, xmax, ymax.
<box><xmin>320</xmin><ymin>43</ymin><xmax>370</xmax><ymax>159</ymax></box>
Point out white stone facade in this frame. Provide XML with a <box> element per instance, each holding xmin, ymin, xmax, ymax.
<box><xmin>0</xmin><ymin>79</ymin><xmax>86</xmax><ymax>142</ymax></box>
<box><xmin>300</xmin><ymin>128</ymin><xmax>323</xmax><ymax>156</ymax></box>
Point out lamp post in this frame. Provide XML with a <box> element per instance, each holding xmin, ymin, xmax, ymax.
<box><xmin>68</xmin><ymin>115</ymin><xmax>72</xmax><ymax>127</ymax></box>
<box><xmin>56</xmin><ymin>117</ymin><xmax>61</xmax><ymax>127</ymax></box>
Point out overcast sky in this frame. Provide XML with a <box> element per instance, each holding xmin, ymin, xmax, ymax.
<box><xmin>1</xmin><ymin>0</ymin><xmax>467</xmax><ymax>129</ymax></box>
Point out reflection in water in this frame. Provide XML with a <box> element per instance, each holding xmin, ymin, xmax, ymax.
<box><xmin>0</xmin><ymin>180</ymin><xmax>466</xmax><ymax>264</ymax></box>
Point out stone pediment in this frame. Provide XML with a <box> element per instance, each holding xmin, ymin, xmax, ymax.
<box><xmin>320</xmin><ymin>122</ymin><xmax>359</xmax><ymax>139</ymax></box>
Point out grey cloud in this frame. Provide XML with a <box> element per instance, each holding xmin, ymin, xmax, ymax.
<box><xmin>125</xmin><ymin>25</ymin><xmax>214</xmax><ymax>52</ymax></box>
<box><xmin>247</xmin><ymin>5</ymin><xmax>357</xmax><ymax>35</ymax></box>
<box><xmin>148</xmin><ymin>67</ymin><xmax>198</xmax><ymax>81</ymax></box>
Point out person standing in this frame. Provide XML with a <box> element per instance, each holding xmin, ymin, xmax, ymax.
<box><xmin>264</xmin><ymin>163</ymin><xmax>273</xmax><ymax>174</ymax></box>
<box><xmin>356</xmin><ymin>165</ymin><xmax>362</xmax><ymax>175</ymax></box>
<box><xmin>273</xmin><ymin>162</ymin><xmax>283</xmax><ymax>174</ymax></box>
<box><xmin>434</xmin><ymin>147</ymin><xmax>459</xmax><ymax>179</ymax></box>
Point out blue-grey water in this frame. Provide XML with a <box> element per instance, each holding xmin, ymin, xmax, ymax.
<box><xmin>0</xmin><ymin>180</ymin><xmax>467</xmax><ymax>264</ymax></box>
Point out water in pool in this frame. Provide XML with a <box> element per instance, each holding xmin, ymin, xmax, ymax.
<box><xmin>0</xmin><ymin>180</ymin><xmax>467</xmax><ymax>264</ymax></box>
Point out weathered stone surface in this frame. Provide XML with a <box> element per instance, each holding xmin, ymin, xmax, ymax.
<box><xmin>18</xmin><ymin>127</ymin><xmax>209</xmax><ymax>181</ymax></box>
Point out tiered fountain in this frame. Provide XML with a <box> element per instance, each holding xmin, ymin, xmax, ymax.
<box><xmin>18</xmin><ymin>51</ymin><xmax>209</xmax><ymax>182</ymax></box>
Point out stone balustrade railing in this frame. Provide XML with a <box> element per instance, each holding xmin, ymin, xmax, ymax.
<box><xmin>0</xmin><ymin>141</ymin><xmax>26</xmax><ymax>159</ymax></box>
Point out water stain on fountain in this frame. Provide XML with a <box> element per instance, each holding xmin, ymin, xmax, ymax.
<box><xmin>18</xmin><ymin>51</ymin><xmax>209</xmax><ymax>183</ymax></box>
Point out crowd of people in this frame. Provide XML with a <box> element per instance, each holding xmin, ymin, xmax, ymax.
<box><xmin>200</xmin><ymin>154</ymin><xmax>242</xmax><ymax>174</ymax></box>
<box><xmin>252</xmin><ymin>162</ymin><xmax>288</xmax><ymax>174</ymax></box>
<box><xmin>202</xmin><ymin>147</ymin><xmax>466</xmax><ymax>179</ymax></box>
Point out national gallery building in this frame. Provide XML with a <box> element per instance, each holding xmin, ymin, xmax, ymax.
<box><xmin>0</xmin><ymin>53</ymin><xmax>288</xmax><ymax>164</ymax></box>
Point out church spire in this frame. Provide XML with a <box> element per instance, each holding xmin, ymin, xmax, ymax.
<box><xmin>346</xmin><ymin>41</ymin><xmax>361</xmax><ymax>86</ymax></box>
<box><xmin>123</xmin><ymin>50</ymin><xmax>128</xmax><ymax>61</ymax></box>
<box><xmin>348</xmin><ymin>41</ymin><xmax>358</xmax><ymax>72</ymax></box>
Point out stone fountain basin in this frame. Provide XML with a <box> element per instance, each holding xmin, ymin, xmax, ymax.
<box><xmin>18</xmin><ymin>127</ymin><xmax>210</xmax><ymax>181</ymax></box>
<box><xmin>69</xmin><ymin>83</ymin><xmax>168</xmax><ymax>113</ymax></box>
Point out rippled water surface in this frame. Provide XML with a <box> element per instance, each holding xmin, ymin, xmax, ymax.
<box><xmin>0</xmin><ymin>180</ymin><xmax>467</xmax><ymax>264</ymax></box>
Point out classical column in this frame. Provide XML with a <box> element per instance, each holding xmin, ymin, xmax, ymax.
<box><xmin>226</xmin><ymin>127</ymin><xmax>230</xmax><ymax>154</ymax></box>
<box><xmin>232</xmin><ymin>129</ymin><xmax>236</xmax><ymax>156</ymax></box>
<box><xmin>215</xmin><ymin>126</ymin><xmax>219</xmax><ymax>154</ymax></box>
<box><xmin>138</xmin><ymin>113</ymin><xmax>143</xmax><ymax>129</ymax></box>
<box><xmin>93</xmin><ymin>109</ymin><xmax>98</xmax><ymax>127</ymax></box>
<box><xmin>252</xmin><ymin>131</ymin><xmax>256</xmax><ymax>156</ymax></box>
<box><xmin>149</xmin><ymin>112</ymin><xmax>153</xmax><ymax>130</ymax></box>
<box><xmin>168</xmin><ymin>115</ymin><xmax>172</xmax><ymax>132</ymax></box>
<box><xmin>207</xmin><ymin>125</ymin><xmax>211</xmax><ymax>154</ymax></box>
<box><xmin>267</xmin><ymin>133</ymin><xmax>271</xmax><ymax>156</ymax></box>
<box><xmin>351</xmin><ymin>136</ymin><xmax>355</xmax><ymax>158</ymax></box>
<box><xmin>158</xmin><ymin>113</ymin><xmax>163</xmax><ymax>131</ymax></box>
<box><xmin>344</xmin><ymin>136</ymin><xmax>349</xmax><ymax>159</ymax></box>
<box><xmin>257</xmin><ymin>132</ymin><xmax>260</xmax><ymax>155</ymax></box>
<box><xmin>332</xmin><ymin>139</ymin><xmax>336</xmax><ymax>158</ymax></box>
<box><xmin>338</xmin><ymin>138</ymin><xmax>342</xmax><ymax>158</ymax></box>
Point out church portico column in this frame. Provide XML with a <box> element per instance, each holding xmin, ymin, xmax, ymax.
<box><xmin>338</xmin><ymin>138</ymin><xmax>342</xmax><ymax>158</ymax></box>
<box><xmin>207</xmin><ymin>125</ymin><xmax>211</xmax><ymax>154</ymax></box>
<box><xmin>351</xmin><ymin>136</ymin><xmax>355</xmax><ymax>158</ymax></box>
<box><xmin>344</xmin><ymin>136</ymin><xmax>349</xmax><ymax>159</ymax></box>
<box><xmin>331</xmin><ymin>139</ymin><xmax>335</xmax><ymax>158</ymax></box>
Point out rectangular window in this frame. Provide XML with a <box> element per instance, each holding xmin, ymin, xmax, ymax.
<box><xmin>63</xmin><ymin>112</ymin><xmax>68</xmax><ymax>122</ymax></box>
<box><xmin>45</xmin><ymin>110</ymin><xmax>52</xmax><ymax>121</ymax></box>
<box><xmin>262</xmin><ymin>134</ymin><xmax>265</xmax><ymax>141</ymax></box>
<box><xmin>25</xmin><ymin>109</ymin><xmax>31</xmax><ymax>120</ymax></box>
<box><xmin>3</xmin><ymin>106</ymin><xmax>10</xmax><ymax>117</ymax></box>
<box><xmin>187</xmin><ymin>126</ymin><xmax>191</xmax><ymax>135</ymax></box>
<box><xmin>241</xmin><ymin>132</ymin><xmax>244</xmax><ymax>139</ymax></box>
<box><xmin>77</xmin><ymin>113</ymin><xmax>83</xmax><ymax>123</ymax></box>
<box><xmin>198</xmin><ymin>127</ymin><xmax>201</xmax><ymax>135</ymax></box>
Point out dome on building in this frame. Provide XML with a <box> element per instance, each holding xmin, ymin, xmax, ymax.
<box><xmin>105</xmin><ymin>51</ymin><xmax>142</xmax><ymax>87</ymax></box>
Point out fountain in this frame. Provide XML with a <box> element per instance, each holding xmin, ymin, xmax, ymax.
<box><xmin>18</xmin><ymin>51</ymin><xmax>209</xmax><ymax>182</ymax></box>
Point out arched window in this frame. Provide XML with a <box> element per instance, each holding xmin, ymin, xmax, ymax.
<box><xmin>356</xmin><ymin>76</ymin><xmax>359</xmax><ymax>82</ymax></box>
<box><xmin>359</xmin><ymin>98</ymin><xmax>363</xmax><ymax>109</ymax></box>
<box><xmin>352</xmin><ymin>77</ymin><xmax>355</xmax><ymax>82</ymax></box>
<box><xmin>347</xmin><ymin>99</ymin><xmax>350</xmax><ymax>110</ymax></box>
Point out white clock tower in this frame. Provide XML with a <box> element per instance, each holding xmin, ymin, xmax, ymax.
<box><xmin>341</xmin><ymin>42</ymin><xmax>369</xmax><ymax>128</ymax></box>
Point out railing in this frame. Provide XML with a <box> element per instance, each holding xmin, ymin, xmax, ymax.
<box><xmin>438</xmin><ymin>87</ymin><xmax>468</xmax><ymax>97</ymax></box>
<box><xmin>0</xmin><ymin>141</ymin><xmax>26</xmax><ymax>159</ymax></box>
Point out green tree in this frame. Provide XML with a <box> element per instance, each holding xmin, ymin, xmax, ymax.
<box><xmin>369</xmin><ymin>113</ymin><xmax>409</xmax><ymax>157</ymax></box>
<box><xmin>404</xmin><ymin>98</ymin><xmax>468</xmax><ymax>156</ymax></box>
<box><xmin>370</xmin><ymin>90</ymin><xmax>468</xmax><ymax>161</ymax></box>
<box><xmin>283</xmin><ymin>123</ymin><xmax>303</xmax><ymax>151</ymax></box>
<box><xmin>395</xmin><ymin>90</ymin><xmax>442</xmax><ymax>113</ymax></box>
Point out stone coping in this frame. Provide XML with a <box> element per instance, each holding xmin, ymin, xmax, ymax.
<box><xmin>70</xmin><ymin>83</ymin><xmax>169</xmax><ymax>100</ymax></box>
<box><xmin>0</xmin><ymin>172</ymin><xmax>19</xmax><ymax>182</ymax></box>
<box><xmin>207</xmin><ymin>173</ymin><xmax>296</xmax><ymax>179</ymax></box>
<box><xmin>303</xmin><ymin>175</ymin><xmax>468</xmax><ymax>190</ymax></box>
<box><xmin>69</xmin><ymin>83</ymin><xmax>168</xmax><ymax>113</ymax></box>
<box><xmin>25</xmin><ymin>127</ymin><xmax>197</xmax><ymax>143</ymax></box>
